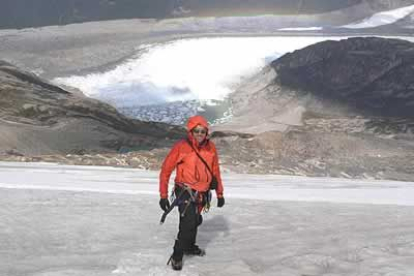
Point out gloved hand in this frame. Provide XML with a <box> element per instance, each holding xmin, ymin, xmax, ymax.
<box><xmin>159</xmin><ymin>198</ymin><xmax>170</xmax><ymax>212</ymax></box>
<box><xmin>217</xmin><ymin>197</ymin><xmax>225</xmax><ymax>208</ymax></box>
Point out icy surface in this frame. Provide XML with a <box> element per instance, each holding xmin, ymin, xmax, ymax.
<box><xmin>53</xmin><ymin>37</ymin><xmax>342</xmax><ymax>106</ymax></box>
<box><xmin>53</xmin><ymin>35</ymin><xmax>414</xmax><ymax>125</ymax></box>
<box><xmin>53</xmin><ymin>36</ymin><xmax>346</xmax><ymax>124</ymax></box>
<box><xmin>278</xmin><ymin>27</ymin><xmax>323</xmax><ymax>31</ymax></box>
<box><xmin>342</xmin><ymin>4</ymin><xmax>414</xmax><ymax>29</ymax></box>
<box><xmin>1</xmin><ymin>162</ymin><xmax>414</xmax><ymax>206</ymax></box>
<box><xmin>1</xmin><ymin>162</ymin><xmax>414</xmax><ymax>276</ymax></box>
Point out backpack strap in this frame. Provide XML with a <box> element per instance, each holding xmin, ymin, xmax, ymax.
<box><xmin>186</xmin><ymin>139</ymin><xmax>214</xmax><ymax>178</ymax></box>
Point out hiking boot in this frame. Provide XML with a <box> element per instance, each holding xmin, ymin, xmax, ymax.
<box><xmin>184</xmin><ymin>245</ymin><xmax>206</xmax><ymax>256</ymax></box>
<box><xmin>171</xmin><ymin>256</ymin><xmax>183</xmax><ymax>270</ymax></box>
<box><xmin>169</xmin><ymin>241</ymin><xmax>184</xmax><ymax>271</ymax></box>
<box><xmin>168</xmin><ymin>253</ymin><xmax>183</xmax><ymax>271</ymax></box>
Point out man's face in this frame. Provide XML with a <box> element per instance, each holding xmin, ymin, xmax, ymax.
<box><xmin>192</xmin><ymin>126</ymin><xmax>207</xmax><ymax>143</ymax></box>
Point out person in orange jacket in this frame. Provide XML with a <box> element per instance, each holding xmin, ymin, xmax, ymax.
<box><xmin>159</xmin><ymin>115</ymin><xmax>225</xmax><ymax>270</ymax></box>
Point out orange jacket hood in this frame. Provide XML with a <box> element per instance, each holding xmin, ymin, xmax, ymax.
<box><xmin>186</xmin><ymin>115</ymin><xmax>209</xmax><ymax>133</ymax></box>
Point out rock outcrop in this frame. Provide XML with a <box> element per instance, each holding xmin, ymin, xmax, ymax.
<box><xmin>0</xmin><ymin>61</ymin><xmax>184</xmax><ymax>155</ymax></box>
<box><xmin>271</xmin><ymin>37</ymin><xmax>414</xmax><ymax>119</ymax></box>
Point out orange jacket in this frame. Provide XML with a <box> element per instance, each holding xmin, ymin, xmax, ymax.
<box><xmin>159</xmin><ymin>116</ymin><xmax>224</xmax><ymax>199</ymax></box>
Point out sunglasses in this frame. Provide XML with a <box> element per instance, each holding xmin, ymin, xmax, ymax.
<box><xmin>192</xmin><ymin>128</ymin><xmax>207</xmax><ymax>134</ymax></box>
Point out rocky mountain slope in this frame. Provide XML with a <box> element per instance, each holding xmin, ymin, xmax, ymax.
<box><xmin>0</xmin><ymin>61</ymin><xmax>184</xmax><ymax>155</ymax></box>
<box><xmin>389</xmin><ymin>10</ymin><xmax>414</xmax><ymax>29</ymax></box>
<box><xmin>214</xmin><ymin>37</ymin><xmax>414</xmax><ymax>181</ymax></box>
<box><xmin>222</xmin><ymin>37</ymin><xmax>414</xmax><ymax>131</ymax></box>
<box><xmin>272</xmin><ymin>37</ymin><xmax>414</xmax><ymax>119</ymax></box>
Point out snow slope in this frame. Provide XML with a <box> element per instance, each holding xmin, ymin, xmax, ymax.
<box><xmin>1</xmin><ymin>162</ymin><xmax>414</xmax><ymax>276</ymax></box>
<box><xmin>278</xmin><ymin>27</ymin><xmax>323</xmax><ymax>31</ymax></box>
<box><xmin>341</xmin><ymin>4</ymin><xmax>414</xmax><ymax>29</ymax></box>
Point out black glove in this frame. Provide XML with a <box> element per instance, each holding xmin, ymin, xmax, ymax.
<box><xmin>159</xmin><ymin>198</ymin><xmax>170</xmax><ymax>212</ymax></box>
<box><xmin>217</xmin><ymin>197</ymin><xmax>225</xmax><ymax>208</ymax></box>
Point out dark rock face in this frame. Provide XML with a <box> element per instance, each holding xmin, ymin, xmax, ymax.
<box><xmin>0</xmin><ymin>61</ymin><xmax>184</xmax><ymax>155</ymax></box>
<box><xmin>271</xmin><ymin>37</ymin><xmax>414</xmax><ymax>119</ymax></box>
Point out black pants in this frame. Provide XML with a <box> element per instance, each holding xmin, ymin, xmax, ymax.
<box><xmin>173</xmin><ymin>186</ymin><xmax>203</xmax><ymax>254</ymax></box>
